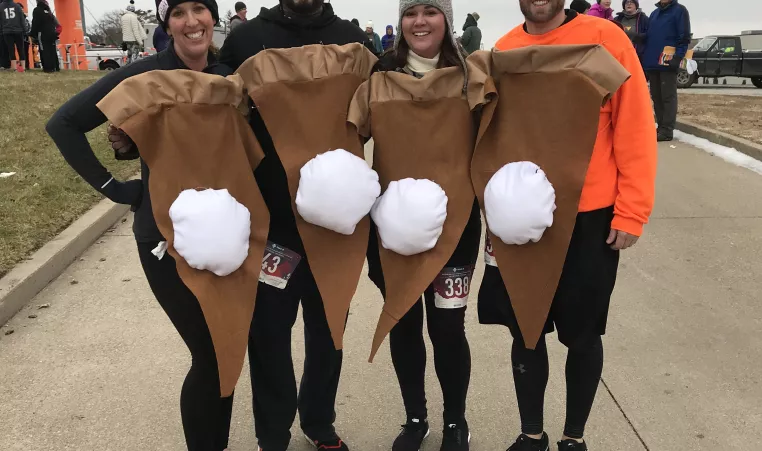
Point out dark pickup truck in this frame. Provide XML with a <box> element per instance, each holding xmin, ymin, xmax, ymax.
<box><xmin>678</xmin><ymin>35</ymin><xmax>762</xmax><ymax>88</ymax></box>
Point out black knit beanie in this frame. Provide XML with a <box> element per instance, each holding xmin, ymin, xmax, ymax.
<box><xmin>155</xmin><ymin>0</ymin><xmax>220</xmax><ymax>29</ymax></box>
<box><xmin>622</xmin><ymin>0</ymin><xmax>639</xmax><ymax>8</ymax></box>
<box><xmin>569</xmin><ymin>0</ymin><xmax>591</xmax><ymax>13</ymax></box>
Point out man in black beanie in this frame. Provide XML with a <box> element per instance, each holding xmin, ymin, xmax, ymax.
<box><xmin>229</xmin><ymin>1</ymin><xmax>247</xmax><ymax>31</ymax></box>
<box><xmin>569</xmin><ymin>0</ymin><xmax>591</xmax><ymax>14</ymax></box>
<box><xmin>219</xmin><ymin>2</ymin><xmax>374</xmax><ymax>451</ymax></box>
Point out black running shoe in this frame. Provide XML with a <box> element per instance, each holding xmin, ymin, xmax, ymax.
<box><xmin>507</xmin><ymin>433</ymin><xmax>550</xmax><ymax>451</ymax></box>
<box><xmin>557</xmin><ymin>439</ymin><xmax>588</xmax><ymax>451</ymax></box>
<box><xmin>304</xmin><ymin>433</ymin><xmax>350</xmax><ymax>451</ymax></box>
<box><xmin>392</xmin><ymin>418</ymin><xmax>430</xmax><ymax>451</ymax></box>
<box><xmin>657</xmin><ymin>133</ymin><xmax>674</xmax><ymax>142</ymax></box>
<box><xmin>440</xmin><ymin>421</ymin><xmax>470</xmax><ymax>451</ymax></box>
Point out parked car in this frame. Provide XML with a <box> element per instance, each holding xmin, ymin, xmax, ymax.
<box><xmin>679</xmin><ymin>32</ymin><xmax>762</xmax><ymax>88</ymax></box>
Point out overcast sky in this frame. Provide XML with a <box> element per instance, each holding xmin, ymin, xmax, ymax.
<box><xmin>81</xmin><ymin>0</ymin><xmax>762</xmax><ymax>48</ymax></box>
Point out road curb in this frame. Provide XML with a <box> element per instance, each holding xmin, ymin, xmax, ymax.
<box><xmin>676</xmin><ymin>119</ymin><xmax>762</xmax><ymax>162</ymax></box>
<box><xmin>0</xmin><ymin>200</ymin><xmax>129</xmax><ymax>326</ymax></box>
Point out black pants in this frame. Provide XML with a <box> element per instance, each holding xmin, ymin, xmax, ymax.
<box><xmin>137</xmin><ymin>242</ymin><xmax>233</xmax><ymax>451</ymax></box>
<box><xmin>390</xmin><ymin>289</ymin><xmax>471</xmax><ymax>425</ymax></box>
<box><xmin>368</xmin><ymin>201</ymin><xmax>481</xmax><ymax>426</ymax></box>
<box><xmin>3</xmin><ymin>33</ymin><xmax>24</xmax><ymax>61</ymax></box>
<box><xmin>40</xmin><ymin>37</ymin><xmax>57</xmax><ymax>72</ymax></box>
<box><xmin>249</xmin><ymin>256</ymin><xmax>343</xmax><ymax>451</ymax></box>
<box><xmin>647</xmin><ymin>70</ymin><xmax>678</xmax><ymax>137</ymax></box>
<box><xmin>0</xmin><ymin>36</ymin><xmax>9</xmax><ymax>68</ymax></box>
<box><xmin>478</xmin><ymin>207</ymin><xmax>618</xmax><ymax>439</ymax></box>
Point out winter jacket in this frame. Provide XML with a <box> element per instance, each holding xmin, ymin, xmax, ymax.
<box><xmin>366</xmin><ymin>52</ymin><xmax>482</xmax><ymax>291</ymax></box>
<box><xmin>152</xmin><ymin>25</ymin><xmax>170</xmax><ymax>52</ymax></box>
<box><xmin>46</xmin><ymin>44</ymin><xmax>233</xmax><ymax>243</ymax></box>
<box><xmin>642</xmin><ymin>0</ymin><xmax>691</xmax><ymax>71</ymax></box>
<box><xmin>121</xmin><ymin>10</ymin><xmax>146</xmax><ymax>43</ymax></box>
<box><xmin>614</xmin><ymin>10</ymin><xmax>649</xmax><ymax>62</ymax></box>
<box><xmin>381</xmin><ymin>25</ymin><xmax>395</xmax><ymax>51</ymax></box>
<box><xmin>460</xmin><ymin>14</ymin><xmax>482</xmax><ymax>54</ymax></box>
<box><xmin>30</xmin><ymin>3</ymin><xmax>56</xmax><ymax>40</ymax></box>
<box><xmin>229</xmin><ymin>15</ymin><xmax>245</xmax><ymax>32</ymax></box>
<box><xmin>219</xmin><ymin>3</ymin><xmax>375</xmax><ymax>253</ymax></box>
<box><xmin>0</xmin><ymin>0</ymin><xmax>25</xmax><ymax>35</ymax></box>
<box><xmin>367</xmin><ymin>31</ymin><xmax>382</xmax><ymax>54</ymax></box>
<box><xmin>587</xmin><ymin>3</ymin><xmax>614</xmax><ymax>19</ymax></box>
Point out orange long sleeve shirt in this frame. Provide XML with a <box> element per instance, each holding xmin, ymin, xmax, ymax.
<box><xmin>495</xmin><ymin>14</ymin><xmax>657</xmax><ymax>236</ymax></box>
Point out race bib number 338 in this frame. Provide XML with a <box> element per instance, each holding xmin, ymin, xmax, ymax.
<box><xmin>259</xmin><ymin>241</ymin><xmax>302</xmax><ymax>289</ymax></box>
<box><xmin>433</xmin><ymin>265</ymin><xmax>475</xmax><ymax>309</ymax></box>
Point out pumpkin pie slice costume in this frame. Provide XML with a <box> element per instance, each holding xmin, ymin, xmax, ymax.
<box><xmin>348</xmin><ymin>67</ymin><xmax>476</xmax><ymax>362</ymax></box>
<box><xmin>236</xmin><ymin>43</ymin><xmax>377</xmax><ymax>350</ymax></box>
<box><xmin>466</xmin><ymin>45</ymin><xmax>630</xmax><ymax>350</ymax></box>
<box><xmin>97</xmin><ymin>70</ymin><xmax>270</xmax><ymax>397</ymax></box>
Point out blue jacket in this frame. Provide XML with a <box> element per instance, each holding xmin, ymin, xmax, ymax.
<box><xmin>642</xmin><ymin>0</ymin><xmax>691</xmax><ymax>71</ymax></box>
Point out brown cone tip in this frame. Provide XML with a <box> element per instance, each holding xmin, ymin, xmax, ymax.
<box><xmin>369</xmin><ymin>309</ymin><xmax>399</xmax><ymax>363</ymax></box>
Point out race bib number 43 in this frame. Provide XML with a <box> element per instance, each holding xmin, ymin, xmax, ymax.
<box><xmin>433</xmin><ymin>265</ymin><xmax>475</xmax><ymax>309</ymax></box>
<box><xmin>259</xmin><ymin>241</ymin><xmax>302</xmax><ymax>289</ymax></box>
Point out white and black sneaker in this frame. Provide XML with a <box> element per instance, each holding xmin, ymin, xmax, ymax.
<box><xmin>557</xmin><ymin>439</ymin><xmax>588</xmax><ymax>451</ymax></box>
<box><xmin>392</xmin><ymin>418</ymin><xmax>430</xmax><ymax>451</ymax></box>
<box><xmin>440</xmin><ymin>421</ymin><xmax>470</xmax><ymax>451</ymax></box>
<box><xmin>507</xmin><ymin>433</ymin><xmax>550</xmax><ymax>451</ymax></box>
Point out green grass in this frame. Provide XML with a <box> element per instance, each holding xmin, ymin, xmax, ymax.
<box><xmin>0</xmin><ymin>70</ymin><xmax>141</xmax><ymax>277</ymax></box>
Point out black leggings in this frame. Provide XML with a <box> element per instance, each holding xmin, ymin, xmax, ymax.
<box><xmin>390</xmin><ymin>289</ymin><xmax>471</xmax><ymax>425</ymax></box>
<box><xmin>137</xmin><ymin>242</ymin><xmax>233</xmax><ymax>451</ymax></box>
<box><xmin>511</xmin><ymin>335</ymin><xmax>604</xmax><ymax>439</ymax></box>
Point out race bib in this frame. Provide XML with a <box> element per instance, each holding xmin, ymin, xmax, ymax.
<box><xmin>259</xmin><ymin>241</ymin><xmax>302</xmax><ymax>289</ymax></box>
<box><xmin>433</xmin><ymin>265</ymin><xmax>474</xmax><ymax>309</ymax></box>
<box><xmin>484</xmin><ymin>236</ymin><xmax>497</xmax><ymax>267</ymax></box>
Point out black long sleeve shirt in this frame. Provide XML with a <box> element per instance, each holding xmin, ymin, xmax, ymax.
<box><xmin>46</xmin><ymin>44</ymin><xmax>232</xmax><ymax>242</ymax></box>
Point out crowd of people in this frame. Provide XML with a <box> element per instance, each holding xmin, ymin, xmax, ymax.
<box><xmin>571</xmin><ymin>0</ymin><xmax>692</xmax><ymax>141</ymax></box>
<box><xmin>43</xmin><ymin>0</ymin><xmax>683</xmax><ymax>451</ymax></box>
<box><xmin>0</xmin><ymin>0</ymin><xmax>60</xmax><ymax>72</ymax></box>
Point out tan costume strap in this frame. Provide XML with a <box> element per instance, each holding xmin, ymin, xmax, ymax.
<box><xmin>97</xmin><ymin>70</ymin><xmax>247</xmax><ymax>127</ymax></box>
<box><xmin>466</xmin><ymin>44</ymin><xmax>631</xmax><ymax>110</ymax></box>
<box><xmin>236</xmin><ymin>43</ymin><xmax>377</xmax><ymax>94</ymax></box>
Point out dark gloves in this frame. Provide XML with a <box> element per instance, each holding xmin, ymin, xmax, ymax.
<box><xmin>103</xmin><ymin>179</ymin><xmax>143</xmax><ymax>210</ymax></box>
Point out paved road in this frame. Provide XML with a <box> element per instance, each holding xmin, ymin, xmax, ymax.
<box><xmin>1</xmin><ymin>141</ymin><xmax>762</xmax><ymax>451</ymax></box>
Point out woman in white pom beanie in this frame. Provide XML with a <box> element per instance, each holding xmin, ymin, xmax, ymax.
<box><xmin>362</xmin><ymin>1</ymin><xmax>479</xmax><ymax>450</ymax></box>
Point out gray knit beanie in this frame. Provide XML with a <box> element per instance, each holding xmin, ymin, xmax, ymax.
<box><xmin>394</xmin><ymin>0</ymin><xmax>468</xmax><ymax>84</ymax></box>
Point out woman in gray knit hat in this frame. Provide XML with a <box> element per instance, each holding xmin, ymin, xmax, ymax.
<box><xmin>366</xmin><ymin>1</ymin><xmax>478</xmax><ymax>451</ymax></box>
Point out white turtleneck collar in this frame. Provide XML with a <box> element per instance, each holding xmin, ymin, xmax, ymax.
<box><xmin>405</xmin><ymin>51</ymin><xmax>440</xmax><ymax>75</ymax></box>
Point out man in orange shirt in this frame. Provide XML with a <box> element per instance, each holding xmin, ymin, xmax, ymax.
<box><xmin>477</xmin><ymin>1</ymin><xmax>657</xmax><ymax>451</ymax></box>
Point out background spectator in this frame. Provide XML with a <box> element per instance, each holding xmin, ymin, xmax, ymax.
<box><xmin>365</xmin><ymin>20</ymin><xmax>382</xmax><ymax>54</ymax></box>
<box><xmin>381</xmin><ymin>24</ymin><xmax>395</xmax><ymax>51</ymax></box>
<box><xmin>229</xmin><ymin>1</ymin><xmax>246</xmax><ymax>32</ymax></box>
<box><xmin>121</xmin><ymin>0</ymin><xmax>146</xmax><ymax>64</ymax></box>
<box><xmin>614</xmin><ymin>0</ymin><xmax>649</xmax><ymax>67</ymax></box>
<box><xmin>570</xmin><ymin>0</ymin><xmax>591</xmax><ymax>14</ymax></box>
<box><xmin>30</xmin><ymin>0</ymin><xmax>57</xmax><ymax>72</ymax></box>
<box><xmin>588</xmin><ymin>0</ymin><xmax>614</xmax><ymax>19</ymax></box>
<box><xmin>460</xmin><ymin>12</ymin><xmax>481</xmax><ymax>54</ymax></box>
<box><xmin>152</xmin><ymin>22</ymin><xmax>170</xmax><ymax>52</ymax></box>
<box><xmin>1</xmin><ymin>0</ymin><xmax>27</xmax><ymax>72</ymax></box>
<box><xmin>643</xmin><ymin>0</ymin><xmax>691</xmax><ymax>141</ymax></box>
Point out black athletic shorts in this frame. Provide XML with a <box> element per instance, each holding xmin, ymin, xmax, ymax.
<box><xmin>477</xmin><ymin>206</ymin><xmax>620</xmax><ymax>348</ymax></box>
<box><xmin>4</xmin><ymin>33</ymin><xmax>24</xmax><ymax>60</ymax></box>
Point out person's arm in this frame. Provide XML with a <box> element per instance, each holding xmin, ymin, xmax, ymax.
<box><xmin>461</xmin><ymin>28</ymin><xmax>472</xmax><ymax>48</ymax></box>
<box><xmin>674</xmin><ymin>6</ymin><xmax>691</xmax><ymax>58</ymax></box>
<box><xmin>46</xmin><ymin>64</ymin><xmax>148</xmax><ymax>205</ymax></box>
<box><xmin>609</xmin><ymin>42</ymin><xmax>658</xmax><ymax>238</ymax></box>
